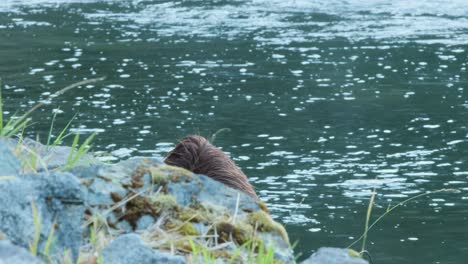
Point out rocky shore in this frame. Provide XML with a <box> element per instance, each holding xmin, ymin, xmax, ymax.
<box><xmin>0</xmin><ymin>138</ymin><xmax>367</xmax><ymax>264</ymax></box>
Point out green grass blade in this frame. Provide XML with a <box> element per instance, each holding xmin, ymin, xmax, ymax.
<box><xmin>4</xmin><ymin>118</ymin><xmax>30</xmax><ymax>137</ymax></box>
<box><xmin>66</xmin><ymin>133</ymin><xmax>80</xmax><ymax>166</ymax></box>
<box><xmin>70</xmin><ymin>132</ymin><xmax>96</xmax><ymax>165</ymax></box>
<box><xmin>189</xmin><ymin>239</ymin><xmax>198</xmax><ymax>260</ymax></box>
<box><xmin>2</xmin><ymin>110</ymin><xmax>19</xmax><ymax>135</ymax></box>
<box><xmin>29</xmin><ymin>201</ymin><xmax>41</xmax><ymax>256</ymax></box>
<box><xmin>6</xmin><ymin>114</ymin><xmax>35</xmax><ymax>137</ymax></box>
<box><xmin>1</xmin><ymin>109</ymin><xmax>20</xmax><ymax>137</ymax></box>
<box><xmin>257</xmin><ymin>241</ymin><xmax>264</xmax><ymax>264</ymax></box>
<box><xmin>46</xmin><ymin>109</ymin><xmax>59</xmax><ymax>148</ymax></box>
<box><xmin>52</xmin><ymin>113</ymin><xmax>78</xmax><ymax>147</ymax></box>
<box><xmin>43</xmin><ymin>220</ymin><xmax>56</xmax><ymax>256</ymax></box>
<box><xmin>97</xmin><ymin>255</ymin><xmax>104</xmax><ymax>264</ymax></box>
<box><xmin>264</xmin><ymin>244</ymin><xmax>275</xmax><ymax>264</ymax></box>
<box><xmin>228</xmin><ymin>245</ymin><xmax>244</xmax><ymax>264</ymax></box>
<box><xmin>15</xmin><ymin>124</ymin><xmax>27</xmax><ymax>150</ymax></box>
<box><xmin>29</xmin><ymin>151</ymin><xmax>37</xmax><ymax>173</ymax></box>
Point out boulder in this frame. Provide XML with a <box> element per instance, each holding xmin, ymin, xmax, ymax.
<box><xmin>0</xmin><ymin>139</ymin><xmax>295</xmax><ymax>263</ymax></box>
<box><xmin>0</xmin><ymin>141</ymin><xmax>86</xmax><ymax>262</ymax></box>
<box><xmin>301</xmin><ymin>247</ymin><xmax>368</xmax><ymax>264</ymax></box>
<box><xmin>72</xmin><ymin>158</ymin><xmax>294</xmax><ymax>263</ymax></box>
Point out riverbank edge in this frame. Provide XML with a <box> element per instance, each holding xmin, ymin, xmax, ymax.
<box><xmin>0</xmin><ymin>138</ymin><xmax>368</xmax><ymax>264</ymax></box>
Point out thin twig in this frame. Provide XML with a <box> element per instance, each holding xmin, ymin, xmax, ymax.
<box><xmin>0</xmin><ymin>176</ymin><xmax>16</xmax><ymax>180</ymax></box>
<box><xmin>207</xmin><ymin>242</ymin><xmax>235</xmax><ymax>251</ymax></box>
<box><xmin>232</xmin><ymin>192</ymin><xmax>240</xmax><ymax>224</ymax></box>
<box><xmin>209</xmin><ymin>128</ymin><xmax>231</xmax><ymax>143</ymax></box>
<box><xmin>348</xmin><ymin>188</ymin><xmax>459</xmax><ymax>249</ymax></box>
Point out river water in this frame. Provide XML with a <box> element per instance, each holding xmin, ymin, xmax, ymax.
<box><xmin>1</xmin><ymin>0</ymin><xmax>468</xmax><ymax>263</ymax></box>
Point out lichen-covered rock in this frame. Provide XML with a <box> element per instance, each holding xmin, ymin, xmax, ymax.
<box><xmin>301</xmin><ymin>248</ymin><xmax>368</xmax><ymax>264</ymax></box>
<box><xmin>72</xmin><ymin>158</ymin><xmax>294</xmax><ymax>263</ymax></box>
<box><xmin>0</xmin><ymin>139</ymin><xmax>295</xmax><ymax>264</ymax></box>
<box><xmin>102</xmin><ymin>234</ymin><xmax>186</xmax><ymax>264</ymax></box>
<box><xmin>0</xmin><ymin>240</ymin><xmax>43</xmax><ymax>264</ymax></box>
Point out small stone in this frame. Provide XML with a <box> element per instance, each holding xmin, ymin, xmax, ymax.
<box><xmin>102</xmin><ymin>234</ymin><xmax>186</xmax><ymax>264</ymax></box>
<box><xmin>136</xmin><ymin>215</ymin><xmax>155</xmax><ymax>230</ymax></box>
<box><xmin>301</xmin><ymin>247</ymin><xmax>369</xmax><ymax>264</ymax></box>
<box><xmin>0</xmin><ymin>240</ymin><xmax>43</xmax><ymax>264</ymax></box>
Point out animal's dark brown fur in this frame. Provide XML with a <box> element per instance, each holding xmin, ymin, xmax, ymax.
<box><xmin>164</xmin><ymin>135</ymin><xmax>257</xmax><ymax>197</ymax></box>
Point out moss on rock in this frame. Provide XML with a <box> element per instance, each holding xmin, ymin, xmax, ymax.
<box><xmin>150</xmin><ymin>164</ymin><xmax>192</xmax><ymax>184</ymax></box>
<box><xmin>149</xmin><ymin>193</ymin><xmax>179</xmax><ymax>213</ymax></box>
<box><xmin>247</xmin><ymin>211</ymin><xmax>290</xmax><ymax>245</ymax></box>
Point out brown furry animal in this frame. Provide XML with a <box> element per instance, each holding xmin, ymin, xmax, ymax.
<box><xmin>164</xmin><ymin>135</ymin><xmax>257</xmax><ymax>197</ymax></box>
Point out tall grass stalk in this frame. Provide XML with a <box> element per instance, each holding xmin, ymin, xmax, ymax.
<box><xmin>12</xmin><ymin>77</ymin><xmax>105</xmax><ymax>131</ymax></box>
<box><xmin>360</xmin><ymin>188</ymin><xmax>375</xmax><ymax>254</ymax></box>
<box><xmin>46</xmin><ymin>111</ymin><xmax>77</xmax><ymax>150</ymax></box>
<box><xmin>348</xmin><ymin>188</ymin><xmax>458</xmax><ymax>250</ymax></box>
<box><xmin>0</xmin><ymin>77</ymin><xmax>105</xmax><ymax>137</ymax></box>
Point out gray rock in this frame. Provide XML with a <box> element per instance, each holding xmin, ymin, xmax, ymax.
<box><xmin>0</xmin><ymin>140</ymin><xmax>20</xmax><ymax>175</ymax></box>
<box><xmin>87</xmin><ymin>177</ymin><xmax>128</xmax><ymax>206</ymax></box>
<box><xmin>0</xmin><ymin>140</ymin><xmax>295</xmax><ymax>264</ymax></box>
<box><xmin>301</xmin><ymin>247</ymin><xmax>368</xmax><ymax>264</ymax></box>
<box><xmin>68</xmin><ymin>158</ymin><xmax>161</xmax><ymax>207</ymax></box>
<box><xmin>0</xmin><ymin>171</ymin><xmax>86</xmax><ymax>262</ymax></box>
<box><xmin>116</xmin><ymin>219</ymin><xmax>133</xmax><ymax>232</ymax></box>
<box><xmin>0</xmin><ymin>240</ymin><xmax>43</xmax><ymax>264</ymax></box>
<box><xmin>94</xmin><ymin>158</ymin><xmax>157</xmax><ymax>193</ymax></box>
<box><xmin>102</xmin><ymin>234</ymin><xmax>186</xmax><ymax>264</ymax></box>
<box><xmin>136</xmin><ymin>215</ymin><xmax>155</xmax><ymax>230</ymax></box>
<box><xmin>168</xmin><ymin>173</ymin><xmax>260</xmax><ymax>215</ymax></box>
<box><xmin>86</xmin><ymin>158</ymin><xmax>293</xmax><ymax>263</ymax></box>
<box><xmin>0</xmin><ymin>178</ymin><xmax>34</xmax><ymax>247</ymax></box>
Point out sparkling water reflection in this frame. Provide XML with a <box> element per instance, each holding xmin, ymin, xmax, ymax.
<box><xmin>1</xmin><ymin>0</ymin><xmax>468</xmax><ymax>263</ymax></box>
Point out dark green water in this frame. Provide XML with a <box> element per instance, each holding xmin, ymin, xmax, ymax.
<box><xmin>1</xmin><ymin>1</ymin><xmax>468</xmax><ymax>263</ymax></box>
